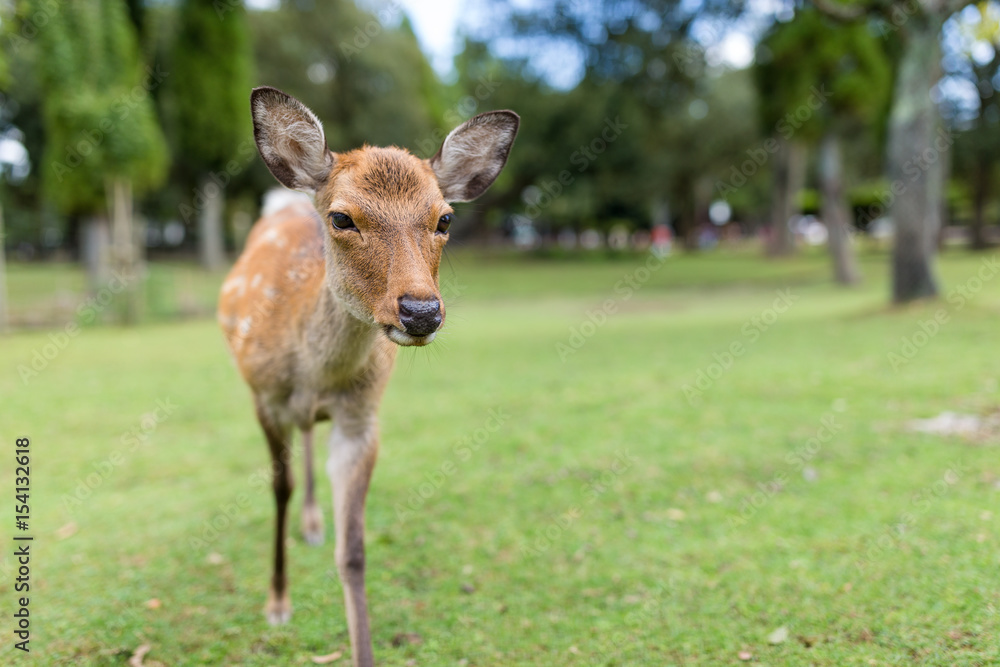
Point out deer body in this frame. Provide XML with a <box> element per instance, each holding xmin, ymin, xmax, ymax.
<box><xmin>218</xmin><ymin>87</ymin><xmax>518</xmax><ymax>667</ymax></box>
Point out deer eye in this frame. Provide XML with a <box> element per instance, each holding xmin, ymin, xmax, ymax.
<box><xmin>436</xmin><ymin>214</ymin><xmax>452</xmax><ymax>235</ymax></box>
<box><xmin>329</xmin><ymin>212</ymin><xmax>356</xmax><ymax>231</ymax></box>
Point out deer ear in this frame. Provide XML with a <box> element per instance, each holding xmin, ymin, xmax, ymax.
<box><xmin>430</xmin><ymin>110</ymin><xmax>520</xmax><ymax>202</ymax></box>
<box><xmin>251</xmin><ymin>86</ymin><xmax>334</xmax><ymax>193</ymax></box>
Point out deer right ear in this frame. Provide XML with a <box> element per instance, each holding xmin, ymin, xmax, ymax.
<box><xmin>251</xmin><ymin>86</ymin><xmax>334</xmax><ymax>193</ymax></box>
<box><xmin>430</xmin><ymin>110</ymin><xmax>520</xmax><ymax>202</ymax></box>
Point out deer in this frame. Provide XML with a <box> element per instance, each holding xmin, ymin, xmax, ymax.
<box><xmin>217</xmin><ymin>86</ymin><xmax>519</xmax><ymax>666</ymax></box>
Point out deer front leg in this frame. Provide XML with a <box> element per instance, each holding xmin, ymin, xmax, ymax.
<box><xmin>301</xmin><ymin>428</ymin><xmax>325</xmax><ymax>545</ymax></box>
<box><xmin>255</xmin><ymin>403</ymin><xmax>294</xmax><ymax>625</ymax></box>
<box><xmin>327</xmin><ymin>417</ymin><xmax>378</xmax><ymax>667</ymax></box>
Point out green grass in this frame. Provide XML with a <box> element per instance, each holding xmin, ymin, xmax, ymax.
<box><xmin>2</xmin><ymin>248</ymin><xmax>999</xmax><ymax>665</ymax></box>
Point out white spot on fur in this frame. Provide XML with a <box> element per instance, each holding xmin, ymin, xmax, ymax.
<box><xmin>251</xmin><ymin>273</ymin><xmax>263</xmax><ymax>289</ymax></box>
<box><xmin>222</xmin><ymin>275</ymin><xmax>246</xmax><ymax>295</ymax></box>
<box><xmin>261</xmin><ymin>228</ymin><xmax>287</xmax><ymax>247</ymax></box>
<box><xmin>238</xmin><ymin>316</ymin><xmax>253</xmax><ymax>337</ymax></box>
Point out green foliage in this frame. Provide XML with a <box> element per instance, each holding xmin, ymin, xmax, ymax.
<box><xmin>756</xmin><ymin>10</ymin><xmax>892</xmax><ymax>141</ymax></box>
<box><xmin>163</xmin><ymin>0</ymin><xmax>253</xmax><ymax>175</ymax></box>
<box><xmin>248</xmin><ymin>3</ymin><xmax>439</xmax><ymax>151</ymax></box>
<box><xmin>32</xmin><ymin>0</ymin><xmax>167</xmax><ymax>215</ymax></box>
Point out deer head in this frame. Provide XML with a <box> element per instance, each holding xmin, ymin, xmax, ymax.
<box><xmin>250</xmin><ymin>86</ymin><xmax>519</xmax><ymax>346</ymax></box>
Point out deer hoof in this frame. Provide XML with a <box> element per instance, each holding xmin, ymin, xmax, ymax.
<box><xmin>302</xmin><ymin>503</ymin><xmax>325</xmax><ymax>546</ymax></box>
<box><xmin>265</xmin><ymin>590</ymin><xmax>292</xmax><ymax>625</ymax></box>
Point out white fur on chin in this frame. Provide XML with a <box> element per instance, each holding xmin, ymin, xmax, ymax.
<box><xmin>386</xmin><ymin>327</ymin><xmax>436</xmax><ymax>347</ymax></box>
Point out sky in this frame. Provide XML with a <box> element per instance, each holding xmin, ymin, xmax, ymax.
<box><xmin>391</xmin><ymin>0</ymin><xmax>760</xmax><ymax>85</ymax></box>
<box><xmin>244</xmin><ymin>0</ymin><xmax>779</xmax><ymax>87</ymax></box>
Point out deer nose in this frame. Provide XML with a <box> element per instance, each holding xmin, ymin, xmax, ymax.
<box><xmin>398</xmin><ymin>295</ymin><xmax>442</xmax><ymax>336</ymax></box>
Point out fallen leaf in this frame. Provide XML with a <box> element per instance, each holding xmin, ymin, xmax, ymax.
<box><xmin>311</xmin><ymin>650</ymin><xmax>342</xmax><ymax>664</ymax></box>
<box><xmin>706</xmin><ymin>490</ymin><xmax>724</xmax><ymax>503</ymax></box>
<box><xmin>738</xmin><ymin>650</ymin><xmax>753</xmax><ymax>661</ymax></box>
<box><xmin>207</xmin><ymin>552</ymin><xmax>225</xmax><ymax>565</ymax></box>
<box><xmin>128</xmin><ymin>643</ymin><xmax>151</xmax><ymax>667</ymax></box>
<box><xmin>460</xmin><ymin>583</ymin><xmax>476</xmax><ymax>594</ymax></box>
<box><xmin>568</xmin><ymin>645</ymin><xmax>580</xmax><ymax>654</ymax></box>
<box><xmin>666</xmin><ymin>508</ymin><xmax>686</xmax><ymax>521</ymax></box>
<box><xmin>56</xmin><ymin>522</ymin><xmax>78</xmax><ymax>540</ymax></box>
<box><xmin>768</xmin><ymin>626</ymin><xmax>789</xmax><ymax>645</ymax></box>
<box><xmin>144</xmin><ymin>598</ymin><xmax>162</xmax><ymax>610</ymax></box>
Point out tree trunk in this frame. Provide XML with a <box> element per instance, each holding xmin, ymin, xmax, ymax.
<box><xmin>82</xmin><ymin>215</ymin><xmax>112</xmax><ymax>296</ymax></box>
<box><xmin>970</xmin><ymin>156</ymin><xmax>990</xmax><ymax>250</ymax></box>
<box><xmin>819</xmin><ymin>132</ymin><xmax>861</xmax><ymax>285</ymax></box>
<box><xmin>0</xmin><ymin>202</ymin><xmax>8</xmax><ymax>333</ymax></box>
<box><xmin>198</xmin><ymin>173</ymin><xmax>226</xmax><ymax>270</ymax></box>
<box><xmin>768</xmin><ymin>137</ymin><xmax>806</xmax><ymax>256</ymax></box>
<box><xmin>888</xmin><ymin>19</ymin><xmax>944</xmax><ymax>303</ymax></box>
<box><xmin>109</xmin><ymin>177</ymin><xmax>141</xmax><ymax>324</ymax></box>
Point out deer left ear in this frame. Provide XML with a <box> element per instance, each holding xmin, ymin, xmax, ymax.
<box><xmin>430</xmin><ymin>110</ymin><xmax>520</xmax><ymax>202</ymax></box>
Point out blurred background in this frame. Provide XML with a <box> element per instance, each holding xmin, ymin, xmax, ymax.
<box><xmin>1</xmin><ymin>0</ymin><xmax>998</xmax><ymax>325</ymax></box>
<box><xmin>4</xmin><ymin>1</ymin><xmax>1000</xmax><ymax>665</ymax></box>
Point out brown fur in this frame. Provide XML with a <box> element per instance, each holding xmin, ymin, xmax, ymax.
<box><xmin>218</xmin><ymin>86</ymin><xmax>518</xmax><ymax>667</ymax></box>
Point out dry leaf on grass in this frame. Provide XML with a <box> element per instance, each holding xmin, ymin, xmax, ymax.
<box><xmin>144</xmin><ymin>598</ymin><xmax>162</xmax><ymax>610</ymax></box>
<box><xmin>738</xmin><ymin>650</ymin><xmax>753</xmax><ymax>661</ymax></box>
<box><xmin>56</xmin><ymin>522</ymin><xmax>78</xmax><ymax>539</ymax></box>
<box><xmin>311</xmin><ymin>650</ymin><xmax>342</xmax><ymax>664</ymax></box>
<box><xmin>128</xmin><ymin>643</ymin><xmax>151</xmax><ymax>667</ymax></box>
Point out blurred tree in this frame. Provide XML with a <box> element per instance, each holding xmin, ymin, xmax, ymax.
<box><xmin>815</xmin><ymin>0</ymin><xmax>975</xmax><ymax>302</ymax></box>
<box><xmin>0</xmin><ymin>29</ymin><xmax>8</xmax><ymax>333</ymax></box>
<box><xmin>248</xmin><ymin>2</ymin><xmax>439</xmax><ymax>151</ymax></box>
<box><xmin>32</xmin><ymin>0</ymin><xmax>167</xmax><ymax>322</ymax></box>
<box><xmin>757</xmin><ymin>9</ymin><xmax>891</xmax><ymax>281</ymax></box>
<box><xmin>163</xmin><ymin>0</ymin><xmax>253</xmax><ymax>270</ymax></box>
<box><xmin>464</xmin><ymin>0</ymin><xmax>756</xmax><ymax>247</ymax></box>
<box><xmin>950</xmin><ymin>2</ymin><xmax>1000</xmax><ymax>249</ymax></box>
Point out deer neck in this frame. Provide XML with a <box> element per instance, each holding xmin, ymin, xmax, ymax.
<box><xmin>300</xmin><ymin>255</ymin><xmax>391</xmax><ymax>386</ymax></box>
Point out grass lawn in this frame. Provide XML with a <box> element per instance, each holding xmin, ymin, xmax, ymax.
<box><xmin>1</xmin><ymin>247</ymin><xmax>999</xmax><ymax>665</ymax></box>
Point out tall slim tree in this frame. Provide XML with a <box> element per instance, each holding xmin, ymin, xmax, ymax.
<box><xmin>814</xmin><ymin>0</ymin><xmax>975</xmax><ymax>302</ymax></box>
<box><xmin>0</xmin><ymin>25</ymin><xmax>9</xmax><ymax>333</ymax></box>
<box><xmin>757</xmin><ymin>9</ymin><xmax>891</xmax><ymax>280</ymax></box>
<box><xmin>165</xmin><ymin>0</ymin><xmax>253</xmax><ymax>271</ymax></box>
<box><xmin>33</xmin><ymin>0</ymin><xmax>167</xmax><ymax>322</ymax></box>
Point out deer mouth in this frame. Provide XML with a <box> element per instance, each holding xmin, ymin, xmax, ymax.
<box><xmin>384</xmin><ymin>325</ymin><xmax>437</xmax><ymax>347</ymax></box>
